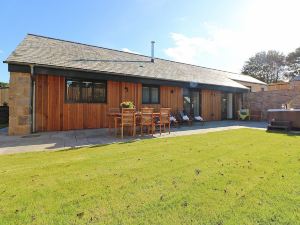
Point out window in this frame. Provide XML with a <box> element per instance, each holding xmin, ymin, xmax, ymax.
<box><xmin>142</xmin><ymin>85</ymin><xmax>160</xmax><ymax>104</ymax></box>
<box><xmin>65</xmin><ymin>78</ymin><xmax>107</xmax><ymax>103</ymax></box>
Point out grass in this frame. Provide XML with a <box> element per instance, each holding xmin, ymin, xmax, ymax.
<box><xmin>0</xmin><ymin>129</ymin><xmax>299</xmax><ymax>225</ymax></box>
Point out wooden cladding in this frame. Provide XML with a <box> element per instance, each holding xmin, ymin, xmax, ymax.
<box><xmin>36</xmin><ymin>75</ymin><xmax>107</xmax><ymax>131</ymax></box>
<box><xmin>35</xmin><ymin>74</ymin><xmax>223</xmax><ymax>132</ymax></box>
<box><xmin>35</xmin><ymin>75</ymin><xmax>184</xmax><ymax>132</ymax></box>
<box><xmin>268</xmin><ymin>82</ymin><xmax>289</xmax><ymax>91</ymax></box>
<box><xmin>201</xmin><ymin>90</ymin><xmax>221</xmax><ymax>121</ymax></box>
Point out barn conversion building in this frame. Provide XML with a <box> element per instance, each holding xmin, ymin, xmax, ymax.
<box><xmin>4</xmin><ymin>34</ymin><xmax>262</xmax><ymax>135</ymax></box>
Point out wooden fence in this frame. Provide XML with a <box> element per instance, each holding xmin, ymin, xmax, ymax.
<box><xmin>268</xmin><ymin>82</ymin><xmax>290</xmax><ymax>91</ymax></box>
<box><xmin>0</xmin><ymin>87</ymin><xmax>9</xmax><ymax>106</ymax></box>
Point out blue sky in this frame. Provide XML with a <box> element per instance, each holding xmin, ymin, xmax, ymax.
<box><xmin>1</xmin><ymin>0</ymin><xmax>299</xmax><ymax>82</ymax></box>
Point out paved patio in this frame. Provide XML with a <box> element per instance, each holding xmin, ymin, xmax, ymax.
<box><xmin>0</xmin><ymin>121</ymin><xmax>267</xmax><ymax>155</ymax></box>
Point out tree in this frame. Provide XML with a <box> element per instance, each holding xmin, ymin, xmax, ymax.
<box><xmin>242</xmin><ymin>50</ymin><xmax>285</xmax><ymax>84</ymax></box>
<box><xmin>0</xmin><ymin>82</ymin><xmax>8</xmax><ymax>87</ymax></box>
<box><xmin>284</xmin><ymin>47</ymin><xmax>300</xmax><ymax>80</ymax></box>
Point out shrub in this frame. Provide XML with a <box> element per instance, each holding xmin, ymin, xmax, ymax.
<box><xmin>120</xmin><ymin>101</ymin><xmax>135</xmax><ymax>108</ymax></box>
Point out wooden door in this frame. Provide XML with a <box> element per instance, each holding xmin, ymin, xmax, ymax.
<box><xmin>201</xmin><ymin>90</ymin><xmax>221</xmax><ymax>121</ymax></box>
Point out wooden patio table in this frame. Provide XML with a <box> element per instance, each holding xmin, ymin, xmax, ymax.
<box><xmin>107</xmin><ymin>112</ymin><xmax>160</xmax><ymax>136</ymax></box>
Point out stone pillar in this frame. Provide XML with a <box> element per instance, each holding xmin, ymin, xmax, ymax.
<box><xmin>8</xmin><ymin>72</ymin><xmax>32</xmax><ymax>135</ymax></box>
<box><xmin>227</xmin><ymin>93</ymin><xmax>233</xmax><ymax>119</ymax></box>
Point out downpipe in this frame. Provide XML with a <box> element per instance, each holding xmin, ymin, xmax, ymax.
<box><xmin>30</xmin><ymin>65</ymin><xmax>36</xmax><ymax>133</ymax></box>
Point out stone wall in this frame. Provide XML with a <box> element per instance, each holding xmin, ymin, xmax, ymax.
<box><xmin>9</xmin><ymin>72</ymin><xmax>32</xmax><ymax>135</ymax></box>
<box><xmin>243</xmin><ymin>80</ymin><xmax>300</xmax><ymax>119</ymax></box>
<box><xmin>0</xmin><ymin>87</ymin><xmax>9</xmax><ymax>106</ymax></box>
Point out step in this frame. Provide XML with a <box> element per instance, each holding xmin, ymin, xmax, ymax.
<box><xmin>270</xmin><ymin>121</ymin><xmax>292</xmax><ymax>126</ymax></box>
<box><xmin>267</xmin><ymin>125</ymin><xmax>290</xmax><ymax>131</ymax></box>
<box><xmin>268</xmin><ymin>125</ymin><xmax>289</xmax><ymax>129</ymax></box>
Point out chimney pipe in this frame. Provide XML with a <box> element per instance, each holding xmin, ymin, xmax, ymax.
<box><xmin>151</xmin><ymin>41</ymin><xmax>155</xmax><ymax>62</ymax></box>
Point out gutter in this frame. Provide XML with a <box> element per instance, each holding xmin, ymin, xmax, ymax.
<box><xmin>7</xmin><ymin>62</ymin><xmax>249</xmax><ymax>93</ymax></box>
<box><xmin>232</xmin><ymin>79</ymin><xmax>267</xmax><ymax>86</ymax></box>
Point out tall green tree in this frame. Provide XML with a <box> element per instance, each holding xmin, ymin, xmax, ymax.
<box><xmin>0</xmin><ymin>82</ymin><xmax>8</xmax><ymax>87</ymax></box>
<box><xmin>284</xmin><ymin>47</ymin><xmax>300</xmax><ymax>80</ymax></box>
<box><xmin>242</xmin><ymin>50</ymin><xmax>285</xmax><ymax>84</ymax></box>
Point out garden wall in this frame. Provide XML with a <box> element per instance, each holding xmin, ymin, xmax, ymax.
<box><xmin>243</xmin><ymin>80</ymin><xmax>300</xmax><ymax>119</ymax></box>
<box><xmin>0</xmin><ymin>87</ymin><xmax>9</xmax><ymax>106</ymax></box>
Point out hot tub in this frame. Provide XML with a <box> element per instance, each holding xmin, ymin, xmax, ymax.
<box><xmin>267</xmin><ymin>109</ymin><xmax>300</xmax><ymax>129</ymax></box>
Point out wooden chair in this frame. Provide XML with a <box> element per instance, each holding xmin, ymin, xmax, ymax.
<box><xmin>108</xmin><ymin>108</ymin><xmax>120</xmax><ymax>134</ymax></box>
<box><xmin>156</xmin><ymin>108</ymin><xmax>171</xmax><ymax>135</ymax></box>
<box><xmin>177</xmin><ymin>110</ymin><xmax>193</xmax><ymax>126</ymax></box>
<box><xmin>115</xmin><ymin>108</ymin><xmax>136</xmax><ymax>139</ymax></box>
<box><xmin>194</xmin><ymin>115</ymin><xmax>205</xmax><ymax>126</ymax></box>
<box><xmin>170</xmin><ymin>111</ymin><xmax>179</xmax><ymax>128</ymax></box>
<box><xmin>140</xmin><ymin>108</ymin><xmax>155</xmax><ymax>136</ymax></box>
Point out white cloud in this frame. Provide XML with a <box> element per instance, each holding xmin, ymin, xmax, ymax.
<box><xmin>121</xmin><ymin>48</ymin><xmax>139</xmax><ymax>54</ymax></box>
<box><xmin>164</xmin><ymin>32</ymin><xmax>218</xmax><ymax>65</ymax></box>
<box><xmin>165</xmin><ymin>0</ymin><xmax>300</xmax><ymax>72</ymax></box>
<box><xmin>0</xmin><ymin>49</ymin><xmax>3</xmax><ymax>54</ymax></box>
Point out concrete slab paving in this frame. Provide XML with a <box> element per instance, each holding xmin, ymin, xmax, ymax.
<box><xmin>0</xmin><ymin>121</ymin><xmax>267</xmax><ymax>155</ymax></box>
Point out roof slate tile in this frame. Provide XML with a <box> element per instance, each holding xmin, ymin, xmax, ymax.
<box><xmin>5</xmin><ymin>34</ymin><xmax>251</xmax><ymax>90</ymax></box>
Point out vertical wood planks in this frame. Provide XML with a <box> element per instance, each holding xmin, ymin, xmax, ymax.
<box><xmin>35</xmin><ymin>75</ymin><xmax>224</xmax><ymax>132</ymax></box>
<box><xmin>201</xmin><ymin>90</ymin><xmax>221</xmax><ymax>121</ymax></box>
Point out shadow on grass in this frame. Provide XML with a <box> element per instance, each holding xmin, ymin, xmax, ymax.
<box><xmin>58</xmin><ymin>143</ymin><xmax>113</xmax><ymax>152</ymax></box>
<box><xmin>55</xmin><ymin>146</ymin><xmax>84</xmax><ymax>152</ymax></box>
<box><xmin>55</xmin><ymin>135</ymin><xmax>154</xmax><ymax>153</ymax></box>
<box><xmin>116</xmin><ymin>139</ymin><xmax>141</xmax><ymax>145</ymax></box>
<box><xmin>266</xmin><ymin>130</ymin><xmax>300</xmax><ymax>137</ymax></box>
<box><xmin>287</xmin><ymin>132</ymin><xmax>300</xmax><ymax>137</ymax></box>
<box><xmin>88</xmin><ymin>143</ymin><xmax>114</xmax><ymax>148</ymax></box>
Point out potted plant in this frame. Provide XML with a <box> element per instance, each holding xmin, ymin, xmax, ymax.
<box><xmin>120</xmin><ymin>101</ymin><xmax>135</xmax><ymax>109</ymax></box>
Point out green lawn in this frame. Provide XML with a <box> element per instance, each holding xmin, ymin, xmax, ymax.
<box><xmin>0</xmin><ymin>129</ymin><xmax>299</xmax><ymax>225</ymax></box>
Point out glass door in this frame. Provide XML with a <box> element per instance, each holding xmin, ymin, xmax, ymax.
<box><xmin>183</xmin><ymin>88</ymin><xmax>201</xmax><ymax>117</ymax></box>
<box><xmin>221</xmin><ymin>93</ymin><xmax>233</xmax><ymax>120</ymax></box>
<box><xmin>192</xmin><ymin>91</ymin><xmax>200</xmax><ymax>116</ymax></box>
<box><xmin>183</xmin><ymin>88</ymin><xmax>191</xmax><ymax>114</ymax></box>
<box><xmin>221</xmin><ymin>93</ymin><xmax>228</xmax><ymax>120</ymax></box>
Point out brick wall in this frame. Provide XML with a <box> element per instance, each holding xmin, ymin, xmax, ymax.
<box><xmin>243</xmin><ymin>80</ymin><xmax>300</xmax><ymax>119</ymax></box>
<box><xmin>9</xmin><ymin>72</ymin><xmax>32</xmax><ymax>135</ymax></box>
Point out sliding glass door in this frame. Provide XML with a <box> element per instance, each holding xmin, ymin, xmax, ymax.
<box><xmin>183</xmin><ymin>88</ymin><xmax>201</xmax><ymax>117</ymax></box>
<box><xmin>221</xmin><ymin>93</ymin><xmax>233</xmax><ymax>120</ymax></box>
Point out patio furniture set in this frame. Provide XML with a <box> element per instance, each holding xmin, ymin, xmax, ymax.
<box><xmin>108</xmin><ymin>108</ymin><xmax>204</xmax><ymax>138</ymax></box>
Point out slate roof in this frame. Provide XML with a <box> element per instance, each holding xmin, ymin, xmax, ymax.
<box><xmin>226</xmin><ymin>72</ymin><xmax>266</xmax><ymax>85</ymax></box>
<box><xmin>5</xmin><ymin>34</ymin><xmax>248</xmax><ymax>91</ymax></box>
